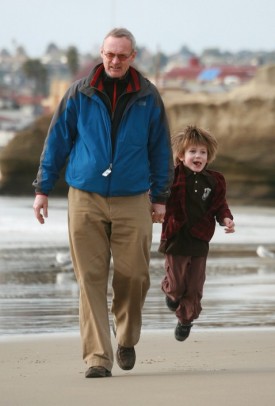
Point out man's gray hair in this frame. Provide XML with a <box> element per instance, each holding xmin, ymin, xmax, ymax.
<box><xmin>103</xmin><ymin>28</ymin><xmax>137</xmax><ymax>50</ymax></box>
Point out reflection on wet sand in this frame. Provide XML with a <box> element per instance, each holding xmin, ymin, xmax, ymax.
<box><xmin>0</xmin><ymin>246</ymin><xmax>275</xmax><ymax>336</ymax></box>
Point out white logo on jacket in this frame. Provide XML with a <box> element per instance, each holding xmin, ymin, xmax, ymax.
<box><xmin>202</xmin><ymin>188</ymin><xmax>211</xmax><ymax>201</ymax></box>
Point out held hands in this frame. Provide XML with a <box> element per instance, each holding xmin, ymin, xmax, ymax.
<box><xmin>151</xmin><ymin>203</ymin><xmax>166</xmax><ymax>223</ymax></box>
<box><xmin>33</xmin><ymin>195</ymin><xmax>48</xmax><ymax>224</ymax></box>
<box><xmin>223</xmin><ymin>217</ymin><xmax>235</xmax><ymax>233</ymax></box>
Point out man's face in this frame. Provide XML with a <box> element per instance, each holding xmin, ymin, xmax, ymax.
<box><xmin>101</xmin><ymin>36</ymin><xmax>136</xmax><ymax>78</ymax></box>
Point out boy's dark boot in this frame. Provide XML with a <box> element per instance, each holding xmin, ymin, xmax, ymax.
<box><xmin>165</xmin><ymin>296</ymin><xmax>179</xmax><ymax>311</ymax></box>
<box><xmin>175</xmin><ymin>322</ymin><xmax>193</xmax><ymax>341</ymax></box>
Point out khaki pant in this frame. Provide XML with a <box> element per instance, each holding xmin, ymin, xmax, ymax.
<box><xmin>68</xmin><ymin>187</ymin><xmax>152</xmax><ymax>371</ymax></box>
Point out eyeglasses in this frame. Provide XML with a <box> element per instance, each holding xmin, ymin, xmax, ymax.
<box><xmin>103</xmin><ymin>51</ymin><xmax>133</xmax><ymax>61</ymax></box>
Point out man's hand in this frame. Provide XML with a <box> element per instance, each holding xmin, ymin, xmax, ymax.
<box><xmin>33</xmin><ymin>195</ymin><xmax>48</xmax><ymax>224</ymax></box>
<box><xmin>151</xmin><ymin>203</ymin><xmax>166</xmax><ymax>223</ymax></box>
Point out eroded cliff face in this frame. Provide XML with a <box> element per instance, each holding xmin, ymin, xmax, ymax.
<box><xmin>0</xmin><ymin>64</ymin><xmax>274</xmax><ymax>203</ymax></box>
<box><xmin>162</xmin><ymin>64</ymin><xmax>275</xmax><ymax>204</ymax></box>
<box><xmin>0</xmin><ymin>115</ymin><xmax>68</xmax><ymax>195</ymax></box>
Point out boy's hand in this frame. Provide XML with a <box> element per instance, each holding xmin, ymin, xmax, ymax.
<box><xmin>151</xmin><ymin>203</ymin><xmax>166</xmax><ymax>223</ymax></box>
<box><xmin>223</xmin><ymin>217</ymin><xmax>235</xmax><ymax>233</ymax></box>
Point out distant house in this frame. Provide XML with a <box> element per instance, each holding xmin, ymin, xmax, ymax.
<box><xmin>162</xmin><ymin>57</ymin><xmax>203</xmax><ymax>88</ymax></box>
<box><xmin>161</xmin><ymin>57</ymin><xmax>257</xmax><ymax>91</ymax></box>
<box><xmin>198</xmin><ymin>65</ymin><xmax>257</xmax><ymax>86</ymax></box>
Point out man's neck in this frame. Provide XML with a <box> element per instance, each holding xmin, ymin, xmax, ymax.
<box><xmin>104</xmin><ymin>70</ymin><xmax>130</xmax><ymax>82</ymax></box>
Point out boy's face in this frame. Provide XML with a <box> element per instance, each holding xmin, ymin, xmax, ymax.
<box><xmin>179</xmin><ymin>143</ymin><xmax>208</xmax><ymax>172</ymax></box>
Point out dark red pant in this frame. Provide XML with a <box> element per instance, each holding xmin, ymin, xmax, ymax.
<box><xmin>161</xmin><ymin>255</ymin><xmax>207</xmax><ymax>324</ymax></box>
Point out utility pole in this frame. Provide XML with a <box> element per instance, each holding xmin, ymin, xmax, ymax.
<box><xmin>111</xmin><ymin>0</ymin><xmax>116</xmax><ymax>27</ymax></box>
<box><xmin>155</xmin><ymin>45</ymin><xmax>161</xmax><ymax>88</ymax></box>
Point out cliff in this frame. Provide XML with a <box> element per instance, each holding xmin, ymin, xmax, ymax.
<box><xmin>0</xmin><ymin>115</ymin><xmax>68</xmax><ymax>196</ymax></box>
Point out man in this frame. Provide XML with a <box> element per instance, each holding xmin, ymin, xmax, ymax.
<box><xmin>33</xmin><ymin>28</ymin><xmax>173</xmax><ymax>378</ymax></box>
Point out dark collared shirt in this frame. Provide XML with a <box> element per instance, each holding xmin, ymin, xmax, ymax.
<box><xmin>159</xmin><ymin>163</ymin><xmax>233</xmax><ymax>256</ymax></box>
<box><xmin>98</xmin><ymin>71</ymin><xmax>132</xmax><ymax>152</ymax></box>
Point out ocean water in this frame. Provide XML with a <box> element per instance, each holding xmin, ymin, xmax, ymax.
<box><xmin>1</xmin><ymin>196</ymin><xmax>275</xmax><ymax>337</ymax></box>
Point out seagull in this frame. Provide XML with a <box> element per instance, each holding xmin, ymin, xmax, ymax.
<box><xmin>256</xmin><ymin>245</ymin><xmax>275</xmax><ymax>259</ymax></box>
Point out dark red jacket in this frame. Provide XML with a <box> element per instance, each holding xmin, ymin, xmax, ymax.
<box><xmin>161</xmin><ymin>163</ymin><xmax>233</xmax><ymax>243</ymax></box>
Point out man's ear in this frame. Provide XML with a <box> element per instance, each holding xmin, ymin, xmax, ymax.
<box><xmin>130</xmin><ymin>50</ymin><xmax>137</xmax><ymax>63</ymax></box>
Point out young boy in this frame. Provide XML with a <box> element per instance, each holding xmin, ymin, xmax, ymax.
<box><xmin>159</xmin><ymin>125</ymin><xmax>235</xmax><ymax>341</ymax></box>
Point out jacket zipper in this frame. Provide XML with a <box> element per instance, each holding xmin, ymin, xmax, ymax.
<box><xmin>92</xmin><ymin>86</ymin><xmax>139</xmax><ymax>193</ymax></box>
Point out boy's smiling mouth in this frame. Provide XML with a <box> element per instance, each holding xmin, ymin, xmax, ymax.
<box><xmin>193</xmin><ymin>160</ymin><xmax>202</xmax><ymax>167</ymax></box>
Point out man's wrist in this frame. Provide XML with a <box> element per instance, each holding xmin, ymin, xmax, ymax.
<box><xmin>35</xmin><ymin>192</ymin><xmax>48</xmax><ymax>196</ymax></box>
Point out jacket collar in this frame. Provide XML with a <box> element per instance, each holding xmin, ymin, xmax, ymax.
<box><xmin>89</xmin><ymin>63</ymin><xmax>141</xmax><ymax>93</ymax></box>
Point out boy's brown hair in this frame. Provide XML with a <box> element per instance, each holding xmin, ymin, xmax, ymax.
<box><xmin>172</xmin><ymin>125</ymin><xmax>218</xmax><ymax>165</ymax></box>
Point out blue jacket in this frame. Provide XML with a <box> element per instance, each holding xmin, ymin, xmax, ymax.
<box><xmin>33</xmin><ymin>64</ymin><xmax>173</xmax><ymax>203</ymax></box>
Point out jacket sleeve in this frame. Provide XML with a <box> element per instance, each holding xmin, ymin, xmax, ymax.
<box><xmin>213</xmin><ymin>172</ymin><xmax>234</xmax><ymax>225</ymax></box>
<box><xmin>32</xmin><ymin>83</ymin><xmax>79</xmax><ymax>194</ymax></box>
<box><xmin>147</xmin><ymin>85</ymin><xmax>174</xmax><ymax>203</ymax></box>
<box><xmin>190</xmin><ymin>171</ymin><xmax>233</xmax><ymax>241</ymax></box>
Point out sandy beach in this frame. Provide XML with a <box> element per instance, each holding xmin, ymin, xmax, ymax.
<box><xmin>1</xmin><ymin>329</ymin><xmax>274</xmax><ymax>406</ymax></box>
<box><xmin>1</xmin><ymin>199</ymin><xmax>275</xmax><ymax>405</ymax></box>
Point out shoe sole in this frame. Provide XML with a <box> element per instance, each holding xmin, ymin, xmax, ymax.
<box><xmin>116</xmin><ymin>354</ymin><xmax>135</xmax><ymax>370</ymax></box>
<box><xmin>175</xmin><ymin>334</ymin><xmax>189</xmax><ymax>342</ymax></box>
<box><xmin>85</xmin><ymin>368</ymin><xmax>112</xmax><ymax>378</ymax></box>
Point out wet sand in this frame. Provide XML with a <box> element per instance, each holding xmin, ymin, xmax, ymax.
<box><xmin>1</xmin><ymin>243</ymin><xmax>275</xmax><ymax>335</ymax></box>
<box><xmin>1</xmin><ymin>329</ymin><xmax>275</xmax><ymax>406</ymax></box>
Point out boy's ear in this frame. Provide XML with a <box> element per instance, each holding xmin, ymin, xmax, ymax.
<box><xmin>178</xmin><ymin>153</ymin><xmax>184</xmax><ymax>162</ymax></box>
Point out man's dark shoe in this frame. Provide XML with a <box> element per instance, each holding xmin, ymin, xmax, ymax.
<box><xmin>85</xmin><ymin>366</ymin><xmax>112</xmax><ymax>378</ymax></box>
<box><xmin>175</xmin><ymin>322</ymin><xmax>193</xmax><ymax>342</ymax></box>
<box><xmin>116</xmin><ymin>345</ymin><xmax>136</xmax><ymax>370</ymax></box>
<box><xmin>165</xmin><ymin>296</ymin><xmax>179</xmax><ymax>311</ymax></box>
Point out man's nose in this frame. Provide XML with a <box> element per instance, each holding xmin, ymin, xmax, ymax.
<box><xmin>111</xmin><ymin>55</ymin><xmax>120</xmax><ymax>62</ymax></box>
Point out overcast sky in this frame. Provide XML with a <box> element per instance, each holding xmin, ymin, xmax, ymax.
<box><xmin>1</xmin><ymin>0</ymin><xmax>275</xmax><ymax>57</ymax></box>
